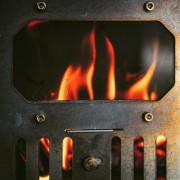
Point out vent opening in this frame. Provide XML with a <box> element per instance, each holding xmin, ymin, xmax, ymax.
<box><xmin>111</xmin><ymin>136</ymin><xmax>121</xmax><ymax>180</ymax></box>
<box><xmin>156</xmin><ymin>135</ymin><xmax>167</xmax><ymax>180</ymax></box>
<box><xmin>39</xmin><ymin>138</ymin><xmax>50</xmax><ymax>180</ymax></box>
<box><xmin>62</xmin><ymin>137</ymin><xmax>73</xmax><ymax>180</ymax></box>
<box><xmin>16</xmin><ymin>138</ymin><xmax>26</xmax><ymax>180</ymax></box>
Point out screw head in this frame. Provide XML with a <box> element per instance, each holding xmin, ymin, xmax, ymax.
<box><xmin>145</xmin><ymin>2</ymin><xmax>155</xmax><ymax>11</ymax></box>
<box><xmin>144</xmin><ymin>112</ymin><xmax>153</xmax><ymax>122</ymax></box>
<box><xmin>35</xmin><ymin>114</ymin><xmax>45</xmax><ymax>123</ymax></box>
<box><xmin>83</xmin><ymin>157</ymin><xmax>102</xmax><ymax>171</ymax></box>
<box><xmin>37</xmin><ymin>2</ymin><xmax>46</xmax><ymax>11</ymax></box>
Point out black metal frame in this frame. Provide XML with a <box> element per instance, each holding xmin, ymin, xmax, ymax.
<box><xmin>0</xmin><ymin>0</ymin><xmax>179</xmax><ymax>179</ymax></box>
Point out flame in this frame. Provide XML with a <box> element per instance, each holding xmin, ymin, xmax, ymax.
<box><xmin>57</xmin><ymin>29</ymin><xmax>96</xmax><ymax>100</ymax></box>
<box><xmin>40</xmin><ymin>138</ymin><xmax>50</xmax><ymax>153</ymax></box>
<box><xmin>62</xmin><ymin>137</ymin><xmax>73</xmax><ymax>171</ymax></box>
<box><xmin>105</xmin><ymin>36</ymin><xmax>116</xmax><ymax>100</ymax></box>
<box><xmin>124</xmin><ymin>39</ymin><xmax>159</xmax><ymax>100</ymax></box>
<box><xmin>39</xmin><ymin>175</ymin><xmax>49</xmax><ymax>180</ymax></box>
<box><xmin>150</xmin><ymin>91</ymin><xmax>157</xmax><ymax>100</ymax></box>
<box><xmin>57</xmin><ymin>29</ymin><xmax>158</xmax><ymax>101</ymax></box>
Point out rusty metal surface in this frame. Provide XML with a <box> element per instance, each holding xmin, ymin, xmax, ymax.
<box><xmin>0</xmin><ymin>0</ymin><xmax>179</xmax><ymax>180</ymax></box>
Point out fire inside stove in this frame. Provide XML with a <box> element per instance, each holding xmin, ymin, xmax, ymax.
<box><xmin>13</xmin><ymin>21</ymin><xmax>174</xmax><ymax>101</ymax></box>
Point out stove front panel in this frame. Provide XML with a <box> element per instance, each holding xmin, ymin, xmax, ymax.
<box><xmin>0</xmin><ymin>0</ymin><xmax>179</xmax><ymax>180</ymax></box>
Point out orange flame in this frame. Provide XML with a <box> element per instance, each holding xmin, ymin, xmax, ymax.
<box><xmin>57</xmin><ymin>29</ymin><xmax>96</xmax><ymax>100</ymax></box>
<box><xmin>62</xmin><ymin>137</ymin><xmax>73</xmax><ymax>171</ymax></box>
<box><xmin>40</xmin><ymin>138</ymin><xmax>50</xmax><ymax>153</ymax></box>
<box><xmin>105</xmin><ymin>36</ymin><xmax>116</xmax><ymax>100</ymax></box>
<box><xmin>124</xmin><ymin>39</ymin><xmax>159</xmax><ymax>100</ymax></box>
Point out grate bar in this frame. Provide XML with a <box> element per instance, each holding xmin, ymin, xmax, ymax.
<box><xmin>121</xmin><ymin>136</ymin><xmax>134</xmax><ymax>180</ymax></box>
<box><xmin>49</xmin><ymin>139</ymin><xmax>62</xmax><ymax>180</ymax></box>
<box><xmin>144</xmin><ymin>137</ymin><xmax>156</xmax><ymax>180</ymax></box>
<box><xmin>167</xmin><ymin>133</ymin><xmax>180</xmax><ymax>179</ymax></box>
<box><xmin>26</xmin><ymin>140</ymin><xmax>39</xmax><ymax>180</ymax></box>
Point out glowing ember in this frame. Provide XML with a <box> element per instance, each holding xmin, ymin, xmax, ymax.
<box><xmin>62</xmin><ymin>137</ymin><xmax>73</xmax><ymax>171</ymax></box>
<box><xmin>124</xmin><ymin>39</ymin><xmax>159</xmax><ymax>100</ymax></box>
<box><xmin>39</xmin><ymin>175</ymin><xmax>50</xmax><ymax>180</ymax></box>
<box><xmin>57</xmin><ymin>29</ymin><xmax>96</xmax><ymax>100</ymax></box>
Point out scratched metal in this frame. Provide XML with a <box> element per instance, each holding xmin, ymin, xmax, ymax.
<box><xmin>0</xmin><ymin>0</ymin><xmax>179</xmax><ymax>180</ymax></box>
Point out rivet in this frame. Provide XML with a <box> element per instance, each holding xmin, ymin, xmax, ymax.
<box><xmin>144</xmin><ymin>112</ymin><xmax>153</xmax><ymax>122</ymax></box>
<box><xmin>37</xmin><ymin>2</ymin><xmax>47</xmax><ymax>11</ymax></box>
<box><xmin>145</xmin><ymin>2</ymin><xmax>155</xmax><ymax>11</ymax></box>
<box><xmin>35</xmin><ymin>114</ymin><xmax>45</xmax><ymax>123</ymax></box>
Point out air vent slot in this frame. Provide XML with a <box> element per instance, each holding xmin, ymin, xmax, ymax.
<box><xmin>39</xmin><ymin>138</ymin><xmax>50</xmax><ymax>179</ymax></box>
<box><xmin>62</xmin><ymin>137</ymin><xmax>73</xmax><ymax>180</ymax></box>
<box><xmin>16</xmin><ymin>138</ymin><xmax>26</xmax><ymax>180</ymax></box>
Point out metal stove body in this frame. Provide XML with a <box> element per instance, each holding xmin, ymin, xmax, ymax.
<box><xmin>0</xmin><ymin>0</ymin><xmax>179</xmax><ymax>180</ymax></box>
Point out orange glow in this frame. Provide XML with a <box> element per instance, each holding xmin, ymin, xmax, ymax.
<box><xmin>105</xmin><ymin>36</ymin><xmax>116</xmax><ymax>100</ymax></box>
<box><xmin>134</xmin><ymin>136</ymin><xmax>144</xmax><ymax>168</ymax></box>
<box><xmin>62</xmin><ymin>137</ymin><xmax>73</xmax><ymax>171</ymax></box>
<box><xmin>157</xmin><ymin>149</ymin><xmax>166</xmax><ymax>157</ymax></box>
<box><xmin>136</xmin><ymin>141</ymin><xmax>144</xmax><ymax>148</ymax></box>
<box><xmin>40</xmin><ymin>138</ymin><xmax>50</xmax><ymax>153</ymax></box>
<box><xmin>39</xmin><ymin>175</ymin><xmax>49</xmax><ymax>180</ymax></box>
<box><xmin>150</xmin><ymin>91</ymin><xmax>157</xmax><ymax>100</ymax></box>
<box><xmin>124</xmin><ymin>39</ymin><xmax>159</xmax><ymax>100</ymax></box>
<box><xmin>156</xmin><ymin>136</ymin><xmax>166</xmax><ymax>179</ymax></box>
<box><xmin>57</xmin><ymin>29</ymin><xmax>96</xmax><ymax>100</ymax></box>
<box><xmin>156</xmin><ymin>135</ymin><xmax>166</xmax><ymax>157</ymax></box>
<box><xmin>157</xmin><ymin>136</ymin><xmax>166</xmax><ymax>145</ymax></box>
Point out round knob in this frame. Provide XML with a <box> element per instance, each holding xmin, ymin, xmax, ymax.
<box><xmin>83</xmin><ymin>157</ymin><xmax>102</xmax><ymax>171</ymax></box>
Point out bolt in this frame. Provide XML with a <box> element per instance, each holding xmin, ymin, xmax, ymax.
<box><xmin>144</xmin><ymin>112</ymin><xmax>153</xmax><ymax>122</ymax></box>
<box><xmin>35</xmin><ymin>114</ymin><xmax>45</xmax><ymax>123</ymax></box>
<box><xmin>145</xmin><ymin>2</ymin><xmax>155</xmax><ymax>11</ymax></box>
<box><xmin>83</xmin><ymin>157</ymin><xmax>102</xmax><ymax>171</ymax></box>
<box><xmin>37</xmin><ymin>2</ymin><xmax>47</xmax><ymax>11</ymax></box>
